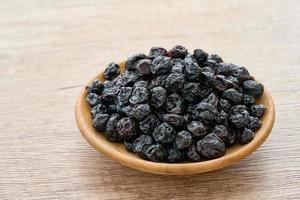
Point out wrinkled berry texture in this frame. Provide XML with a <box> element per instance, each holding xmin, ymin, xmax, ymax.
<box><xmin>86</xmin><ymin>45</ymin><xmax>266</xmax><ymax>163</ymax></box>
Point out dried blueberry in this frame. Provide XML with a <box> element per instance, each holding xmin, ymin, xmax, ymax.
<box><xmin>91</xmin><ymin>103</ymin><xmax>108</xmax><ymax>118</ymax></box>
<box><xmin>193</xmin><ymin>102</ymin><xmax>218</xmax><ymax>124</ymax></box>
<box><xmin>151</xmin><ymin>56</ymin><xmax>173</xmax><ymax>75</ymax></box>
<box><xmin>169</xmin><ymin>45</ymin><xmax>188</xmax><ymax>59</ymax></box>
<box><xmin>181</xmin><ymin>82</ymin><xmax>202</xmax><ymax>102</ymax></box>
<box><xmin>243</xmin><ymin>80</ymin><xmax>264</xmax><ymax>98</ymax></box>
<box><xmin>187</xmin><ymin>121</ymin><xmax>207</xmax><ymax>137</ymax></box>
<box><xmin>93</xmin><ymin>113</ymin><xmax>110</xmax><ymax>132</ymax></box>
<box><xmin>129</xmin><ymin>87</ymin><xmax>149</xmax><ymax>105</ymax></box>
<box><xmin>145</xmin><ymin>143</ymin><xmax>166</xmax><ymax>162</ymax></box>
<box><xmin>86</xmin><ymin>79</ymin><xmax>104</xmax><ymax>94</ymax></box>
<box><xmin>117</xmin><ymin>87</ymin><xmax>132</xmax><ymax>106</ymax></box>
<box><xmin>133</xmin><ymin>135</ymin><xmax>153</xmax><ymax>158</ymax></box>
<box><xmin>243</xmin><ymin>94</ymin><xmax>256</xmax><ymax>106</ymax></box>
<box><xmin>247</xmin><ymin>116</ymin><xmax>262</xmax><ymax>131</ymax></box>
<box><xmin>250</xmin><ymin>104</ymin><xmax>266</xmax><ymax>117</ymax></box>
<box><xmin>148</xmin><ymin>74</ymin><xmax>167</xmax><ymax>89</ymax></box>
<box><xmin>175</xmin><ymin>131</ymin><xmax>193</xmax><ymax>149</ymax></box>
<box><xmin>238</xmin><ymin>128</ymin><xmax>254</xmax><ymax>144</ymax></box>
<box><xmin>197</xmin><ymin>133</ymin><xmax>226</xmax><ymax>159</ymax></box>
<box><xmin>105</xmin><ymin>115</ymin><xmax>123</xmax><ymax>142</ymax></box>
<box><xmin>222</xmin><ymin>88</ymin><xmax>243</xmax><ymax>104</ymax></box>
<box><xmin>139</xmin><ymin>114</ymin><xmax>160</xmax><ymax>134</ymax></box>
<box><xmin>136</xmin><ymin>59</ymin><xmax>153</xmax><ymax>78</ymax></box>
<box><xmin>150</xmin><ymin>86</ymin><xmax>167</xmax><ymax>108</ymax></box>
<box><xmin>149</xmin><ymin>47</ymin><xmax>168</xmax><ymax>58</ymax></box>
<box><xmin>171</xmin><ymin>59</ymin><xmax>186</xmax><ymax>73</ymax></box>
<box><xmin>131</xmin><ymin>104</ymin><xmax>151</xmax><ymax>121</ymax></box>
<box><xmin>165</xmin><ymin>73</ymin><xmax>185</xmax><ymax>93</ymax></box>
<box><xmin>193</xmin><ymin>49</ymin><xmax>208</xmax><ymax>64</ymax></box>
<box><xmin>116</xmin><ymin>117</ymin><xmax>136</xmax><ymax>139</ymax></box>
<box><xmin>125</xmin><ymin>53</ymin><xmax>147</xmax><ymax>71</ymax></box>
<box><xmin>162</xmin><ymin>114</ymin><xmax>185</xmax><ymax>128</ymax></box>
<box><xmin>218</xmin><ymin>98</ymin><xmax>231</xmax><ymax>112</ymax></box>
<box><xmin>166</xmin><ymin>93</ymin><xmax>185</xmax><ymax>114</ymax></box>
<box><xmin>187</xmin><ymin>144</ymin><xmax>203</xmax><ymax>161</ymax></box>
<box><xmin>203</xmin><ymin>93</ymin><xmax>219</xmax><ymax>108</ymax></box>
<box><xmin>213</xmin><ymin>125</ymin><xmax>229</xmax><ymax>144</ymax></box>
<box><xmin>104</xmin><ymin>62</ymin><xmax>120</xmax><ymax>80</ymax></box>
<box><xmin>208</xmin><ymin>54</ymin><xmax>223</xmax><ymax>63</ymax></box>
<box><xmin>184</xmin><ymin>57</ymin><xmax>202</xmax><ymax>81</ymax></box>
<box><xmin>152</xmin><ymin>123</ymin><xmax>175</xmax><ymax>144</ymax></box>
<box><xmin>166</xmin><ymin>147</ymin><xmax>185</xmax><ymax>163</ymax></box>
<box><xmin>86</xmin><ymin>93</ymin><xmax>102</xmax><ymax>107</ymax></box>
<box><xmin>229</xmin><ymin>105</ymin><xmax>250</xmax><ymax>128</ymax></box>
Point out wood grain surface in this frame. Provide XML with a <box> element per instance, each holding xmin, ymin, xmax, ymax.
<box><xmin>0</xmin><ymin>0</ymin><xmax>299</xmax><ymax>199</ymax></box>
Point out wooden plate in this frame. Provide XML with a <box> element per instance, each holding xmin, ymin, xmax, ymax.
<box><xmin>75</xmin><ymin>61</ymin><xmax>275</xmax><ymax>175</ymax></box>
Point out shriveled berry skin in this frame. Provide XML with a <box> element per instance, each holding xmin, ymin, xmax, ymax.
<box><xmin>133</xmin><ymin>135</ymin><xmax>153</xmax><ymax>158</ymax></box>
<box><xmin>243</xmin><ymin>94</ymin><xmax>256</xmax><ymax>106</ymax></box>
<box><xmin>151</xmin><ymin>56</ymin><xmax>173</xmax><ymax>75</ymax></box>
<box><xmin>169</xmin><ymin>45</ymin><xmax>188</xmax><ymax>59</ymax></box>
<box><xmin>238</xmin><ymin>128</ymin><xmax>254</xmax><ymax>144</ymax></box>
<box><xmin>104</xmin><ymin>62</ymin><xmax>120</xmax><ymax>80</ymax></box>
<box><xmin>166</xmin><ymin>93</ymin><xmax>185</xmax><ymax>114</ymax></box>
<box><xmin>251</xmin><ymin>104</ymin><xmax>266</xmax><ymax>117</ymax></box>
<box><xmin>165</xmin><ymin>73</ymin><xmax>185</xmax><ymax>93</ymax></box>
<box><xmin>243</xmin><ymin>80</ymin><xmax>264</xmax><ymax>97</ymax></box>
<box><xmin>129</xmin><ymin>87</ymin><xmax>149</xmax><ymax>105</ymax></box>
<box><xmin>148</xmin><ymin>74</ymin><xmax>167</xmax><ymax>89</ymax></box>
<box><xmin>171</xmin><ymin>59</ymin><xmax>186</xmax><ymax>73</ymax></box>
<box><xmin>183</xmin><ymin>57</ymin><xmax>202</xmax><ymax>81</ymax></box>
<box><xmin>218</xmin><ymin>98</ymin><xmax>231</xmax><ymax>112</ymax></box>
<box><xmin>197</xmin><ymin>133</ymin><xmax>226</xmax><ymax>159</ymax></box>
<box><xmin>192</xmin><ymin>102</ymin><xmax>218</xmax><ymax>124</ymax></box>
<box><xmin>187</xmin><ymin>144</ymin><xmax>203</xmax><ymax>161</ymax></box>
<box><xmin>222</xmin><ymin>88</ymin><xmax>243</xmax><ymax>104</ymax></box>
<box><xmin>93</xmin><ymin>114</ymin><xmax>110</xmax><ymax>132</ymax></box>
<box><xmin>105</xmin><ymin>115</ymin><xmax>123</xmax><ymax>142</ymax></box>
<box><xmin>91</xmin><ymin>103</ymin><xmax>107</xmax><ymax>118</ymax></box>
<box><xmin>86</xmin><ymin>79</ymin><xmax>104</xmax><ymax>94</ymax></box>
<box><xmin>152</xmin><ymin>123</ymin><xmax>175</xmax><ymax>144</ymax></box>
<box><xmin>229</xmin><ymin>105</ymin><xmax>250</xmax><ymax>128</ymax></box>
<box><xmin>166</xmin><ymin>147</ymin><xmax>185</xmax><ymax>163</ymax></box>
<box><xmin>117</xmin><ymin>87</ymin><xmax>132</xmax><ymax>106</ymax></box>
<box><xmin>123</xmin><ymin>70</ymin><xmax>140</xmax><ymax>86</ymax></box>
<box><xmin>211</xmin><ymin>75</ymin><xmax>237</xmax><ymax>92</ymax></box>
<box><xmin>193</xmin><ymin>49</ymin><xmax>208</xmax><ymax>64</ymax></box>
<box><xmin>208</xmin><ymin>54</ymin><xmax>223</xmax><ymax>63</ymax></box>
<box><xmin>181</xmin><ymin>82</ymin><xmax>202</xmax><ymax>102</ymax></box>
<box><xmin>145</xmin><ymin>143</ymin><xmax>166</xmax><ymax>162</ymax></box>
<box><xmin>139</xmin><ymin>114</ymin><xmax>160</xmax><ymax>134</ymax></box>
<box><xmin>162</xmin><ymin>114</ymin><xmax>185</xmax><ymax>128</ymax></box>
<box><xmin>131</xmin><ymin>104</ymin><xmax>151</xmax><ymax>121</ymax></box>
<box><xmin>232</xmin><ymin>66</ymin><xmax>251</xmax><ymax>81</ymax></box>
<box><xmin>247</xmin><ymin>116</ymin><xmax>262</xmax><ymax>131</ymax></box>
<box><xmin>150</xmin><ymin>86</ymin><xmax>167</xmax><ymax>108</ymax></box>
<box><xmin>203</xmin><ymin>93</ymin><xmax>219</xmax><ymax>108</ymax></box>
<box><xmin>149</xmin><ymin>47</ymin><xmax>168</xmax><ymax>58</ymax></box>
<box><xmin>86</xmin><ymin>93</ymin><xmax>102</xmax><ymax>107</ymax></box>
<box><xmin>213</xmin><ymin>125</ymin><xmax>229</xmax><ymax>144</ymax></box>
<box><xmin>124</xmin><ymin>140</ymin><xmax>133</xmax><ymax>152</ymax></box>
<box><xmin>136</xmin><ymin>59</ymin><xmax>153</xmax><ymax>78</ymax></box>
<box><xmin>125</xmin><ymin>53</ymin><xmax>147</xmax><ymax>71</ymax></box>
<box><xmin>116</xmin><ymin>118</ymin><xmax>136</xmax><ymax>139</ymax></box>
<box><xmin>187</xmin><ymin>121</ymin><xmax>207</xmax><ymax>137</ymax></box>
<box><xmin>175</xmin><ymin>131</ymin><xmax>193</xmax><ymax>149</ymax></box>
<box><xmin>102</xmin><ymin>85</ymin><xmax>120</xmax><ymax>102</ymax></box>
<box><xmin>133</xmin><ymin>81</ymin><xmax>148</xmax><ymax>88</ymax></box>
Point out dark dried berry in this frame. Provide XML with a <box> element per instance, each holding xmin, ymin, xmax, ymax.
<box><xmin>169</xmin><ymin>45</ymin><xmax>188</xmax><ymax>59</ymax></box>
<box><xmin>149</xmin><ymin>47</ymin><xmax>168</xmax><ymax>58</ymax></box>
<box><xmin>102</xmin><ymin>85</ymin><xmax>120</xmax><ymax>102</ymax></box>
<box><xmin>187</xmin><ymin>121</ymin><xmax>207</xmax><ymax>137</ymax></box>
<box><xmin>104</xmin><ymin>62</ymin><xmax>120</xmax><ymax>80</ymax></box>
<box><xmin>193</xmin><ymin>102</ymin><xmax>218</xmax><ymax>124</ymax></box>
<box><xmin>133</xmin><ymin>81</ymin><xmax>148</xmax><ymax>89</ymax></box>
<box><xmin>117</xmin><ymin>87</ymin><xmax>132</xmax><ymax>106</ymax></box>
<box><xmin>208</xmin><ymin>54</ymin><xmax>223</xmax><ymax>63</ymax></box>
<box><xmin>229</xmin><ymin>105</ymin><xmax>250</xmax><ymax>128</ymax></box>
<box><xmin>136</xmin><ymin>59</ymin><xmax>153</xmax><ymax>78</ymax></box>
<box><xmin>93</xmin><ymin>113</ymin><xmax>110</xmax><ymax>132</ymax></box>
<box><xmin>123</xmin><ymin>70</ymin><xmax>140</xmax><ymax>86</ymax></box>
<box><xmin>243</xmin><ymin>94</ymin><xmax>256</xmax><ymax>106</ymax></box>
<box><xmin>86</xmin><ymin>79</ymin><xmax>104</xmax><ymax>94</ymax></box>
<box><xmin>203</xmin><ymin>93</ymin><xmax>219</xmax><ymax>108</ymax></box>
<box><xmin>133</xmin><ymin>135</ymin><xmax>153</xmax><ymax>158</ymax></box>
<box><xmin>218</xmin><ymin>98</ymin><xmax>231</xmax><ymax>112</ymax></box>
<box><xmin>116</xmin><ymin>117</ymin><xmax>136</xmax><ymax>139</ymax></box>
<box><xmin>165</xmin><ymin>73</ymin><xmax>185</xmax><ymax>93</ymax></box>
<box><xmin>145</xmin><ymin>143</ymin><xmax>166</xmax><ymax>162</ymax></box>
<box><xmin>211</xmin><ymin>75</ymin><xmax>237</xmax><ymax>92</ymax></box>
<box><xmin>139</xmin><ymin>114</ymin><xmax>160</xmax><ymax>134</ymax></box>
<box><xmin>151</xmin><ymin>56</ymin><xmax>173</xmax><ymax>75</ymax></box>
<box><xmin>166</xmin><ymin>93</ymin><xmax>185</xmax><ymax>114</ymax></box>
<box><xmin>216</xmin><ymin>110</ymin><xmax>228</xmax><ymax>126</ymax></box>
<box><xmin>125</xmin><ymin>53</ymin><xmax>147</xmax><ymax>71</ymax></box>
<box><xmin>91</xmin><ymin>103</ymin><xmax>107</xmax><ymax>118</ymax></box>
<box><xmin>197</xmin><ymin>133</ymin><xmax>226</xmax><ymax>159</ymax></box>
<box><xmin>181</xmin><ymin>82</ymin><xmax>202</xmax><ymax>102</ymax></box>
<box><xmin>152</xmin><ymin>122</ymin><xmax>175</xmax><ymax>144</ymax></box>
<box><xmin>105</xmin><ymin>115</ymin><xmax>123</xmax><ymax>142</ymax></box>
<box><xmin>148</xmin><ymin>74</ymin><xmax>167</xmax><ymax>89</ymax></box>
<box><xmin>175</xmin><ymin>131</ymin><xmax>193</xmax><ymax>149</ymax></box>
<box><xmin>222</xmin><ymin>88</ymin><xmax>243</xmax><ymax>104</ymax></box>
<box><xmin>193</xmin><ymin>49</ymin><xmax>208</xmax><ymax>64</ymax></box>
<box><xmin>232</xmin><ymin>66</ymin><xmax>251</xmax><ymax>81</ymax></box>
<box><xmin>213</xmin><ymin>125</ymin><xmax>229</xmax><ymax>144</ymax></box>
<box><xmin>86</xmin><ymin>93</ymin><xmax>102</xmax><ymax>107</ymax></box>
<box><xmin>187</xmin><ymin>144</ymin><xmax>203</xmax><ymax>161</ymax></box>
<box><xmin>166</xmin><ymin>147</ymin><xmax>185</xmax><ymax>163</ymax></box>
<box><xmin>118</xmin><ymin>105</ymin><xmax>133</xmax><ymax>117</ymax></box>
<box><xmin>247</xmin><ymin>116</ymin><xmax>262</xmax><ymax>131</ymax></box>
<box><xmin>124</xmin><ymin>140</ymin><xmax>133</xmax><ymax>152</ymax></box>
<box><xmin>250</xmin><ymin>104</ymin><xmax>266</xmax><ymax>117</ymax></box>
<box><xmin>203</xmin><ymin>60</ymin><xmax>220</xmax><ymax>73</ymax></box>
<box><xmin>129</xmin><ymin>87</ymin><xmax>149</xmax><ymax>105</ymax></box>
<box><xmin>184</xmin><ymin>58</ymin><xmax>202</xmax><ymax>81</ymax></box>
<box><xmin>243</xmin><ymin>80</ymin><xmax>264</xmax><ymax>98</ymax></box>
<box><xmin>238</xmin><ymin>128</ymin><xmax>254</xmax><ymax>144</ymax></box>
<box><xmin>150</xmin><ymin>86</ymin><xmax>167</xmax><ymax>108</ymax></box>
<box><xmin>162</xmin><ymin>114</ymin><xmax>185</xmax><ymax>128</ymax></box>
<box><xmin>171</xmin><ymin>59</ymin><xmax>186</xmax><ymax>73</ymax></box>
<box><xmin>131</xmin><ymin>104</ymin><xmax>151</xmax><ymax>121</ymax></box>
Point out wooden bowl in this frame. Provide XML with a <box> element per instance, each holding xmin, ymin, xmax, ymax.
<box><xmin>75</xmin><ymin>61</ymin><xmax>275</xmax><ymax>175</ymax></box>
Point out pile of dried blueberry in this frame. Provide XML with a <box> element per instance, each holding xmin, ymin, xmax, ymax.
<box><xmin>85</xmin><ymin>45</ymin><xmax>266</xmax><ymax>163</ymax></box>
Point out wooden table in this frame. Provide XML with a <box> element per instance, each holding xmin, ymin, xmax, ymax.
<box><xmin>1</xmin><ymin>0</ymin><xmax>299</xmax><ymax>199</ymax></box>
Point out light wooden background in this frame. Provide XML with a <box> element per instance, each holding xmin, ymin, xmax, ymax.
<box><xmin>1</xmin><ymin>0</ymin><xmax>300</xmax><ymax>199</ymax></box>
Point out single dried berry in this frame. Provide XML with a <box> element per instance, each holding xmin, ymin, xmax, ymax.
<box><xmin>229</xmin><ymin>105</ymin><xmax>250</xmax><ymax>128</ymax></box>
<box><xmin>129</xmin><ymin>87</ymin><xmax>149</xmax><ymax>105</ymax></box>
<box><xmin>133</xmin><ymin>81</ymin><xmax>148</xmax><ymax>88</ymax></box>
<box><xmin>216</xmin><ymin>110</ymin><xmax>228</xmax><ymax>126</ymax></box>
<box><xmin>184</xmin><ymin>57</ymin><xmax>202</xmax><ymax>81</ymax></box>
<box><xmin>151</xmin><ymin>56</ymin><xmax>173</xmax><ymax>75</ymax></box>
<box><xmin>208</xmin><ymin>54</ymin><xmax>223</xmax><ymax>63</ymax></box>
<box><xmin>222</xmin><ymin>88</ymin><xmax>243</xmax><ymax>104</ymax></box>
<box><xmin>122</xmin><ymin>70</ymin><xmax>140</xmax><ymax>86</ymax></box>
<box><xmin>116</xmin><ymin>117</ymin><xmax>136</xmax><ymax>139</ymax></box>
<box><xmin>105</xmin><ymin>115</ymin><xmax>123</xmax><ymax>142</ymax></box>
<box><xmin>150</xmin><ymin>86</ymin><xmax>167</xmax><ymax>108</ymax></box>
<box><xmin>133</xmin><ymin>135</ymin><xmax>153</xmax><ymax>158</ymax></box>
<box><xmin>86</xmin><ymin>93</ymin><xmax>102</xmax><ymax>107</ymax></box>
<box><xmin>145</xmin><ymin>143</ymin><xmax>166</xmax><ymax>162</ymax></box>
<box><xmin>148</xmin><ymin>74</ymin><xmax>167</xmax><ymax>89</ymax></box>
<box><xmin>165</xmin><ymin>73</ymin><xmax>185</xmax><ymax>93</ymax></box>
<box><xmin>232</xmin><ymin>66</ymin><xmax>251</xmax><ymax>81</ymax></box>
<box><xmin>243</xmin><ymin>80</ymin><xmax>264</xmax><ymax>98</ymax></box>
<box><xmin>187</xmin><ymin>121</ymin><xmax>207</xmax><ymax>137</ymax></box>
<box><xmin>86</xmin><ymin>79</ymin><xmax>104</xmax><ymax>94</ymax></box>
<box><xmin>213</xmin><ymin>125</ymin><xmax>229</xmax><ymax>144</ymax></box>
<box><xmin>187</xmin><ymin>144</ymin><xmax>203</xmax><ymax>161</ymax></box>
<box><xmin>193</xmin><ymin>49</ymin><xmax>208</xmax><ymax>64</ymax></box>
<box><xmin>203</xmin><ymin>93</ymin><xmax>219</xmax><ymax>108</ymax></box>
<box><xmin>193</xmin><ymin>102</ymin><xmax>218</xmax><ymax>124</ymax></box>
<box><xmin>104</xmin><ymin>62</ymin><xmax>120</xmax><ymax>80</ymax></box>
<box><xmin>131</xmin><ymin>104</ymin><xmax>151</xmax><ymax>121</ymax></box>
<box><xmin>139</xmin><ymin>114</ymin><xmax>160</xmax><ymax>134</ymax></box>
<box><xmin>149</xmin><ymin>47</ymin><xmax>168</xmax><ymax>58</ymax></box>
<box><xmin>181</xmin><ymin>82</ymin><xmax>202</xmax><ymax>102</ymax></box>
<box><xmin>118</xmin><ymin>105</ymin><xmax>133</xmax><ymax>117</ymax></box>
<box><xmin>166</xmin><ymin>93</ymin><xmax>185</xmax><ymax>114</ymax></box>
<box><xmin>166</xmin><ymin>147</ymin><xmax>185</xmax><ymax>163</ymax></box>
<box><xmin>162</xmin><ymin>114</ymin><xmax>185</xmax><ymax>128</ymax></box>
<box><xmin>117</xmin><ymin>87</ymin><xmax>132</xmax><ymax>106</ymax></box>
<box><xmin>247</xmin><ymin>116</ymin><xmax>262</xmax><ymax>131</ymax></box>
<box><xmin>218</xmin><ymin>98</ymin><xmax>231</xmax><ymax>112</ymax></box>
<box><xmin>169</xmin><ymin>45</ymin><xmax>188</xmax><ymax>59</ymax></box>
<box><xmin>136</xmin><ymin>59</ymin><xmax>153</xmax><ymax>78</ymax></box>
<box><xmin>251</xmin><ymin>104</ymin><xmax>266</xmax><ymax>117</ymax></box>
<box><xmin>93</xmin><ymin>113</ymin><xmax>110</xmax><ymax>132</ymax></box>
<box><xmin>102</xmin><ymin>85</ymin><xmax>120</xmax><ymax>102</ymax></box>
<box><xmin>197</xmin><ymin>133</ymin><xmax>226</xmax><ymax>159</ymax></box>
<box><xmin>175</xmin><ymin>131</ymin><xmax>193</xmax><ymax>149</ymax></box>
<box><xmin>125</xmin><ymin>53</ymin><xmax>147</xmax><ymax>71</ymax></box>
<box><xmin>91</xmin><ymin>103</ymin><xmax>107</xmax><ymax>118</ymax></box>
<box><xmin>203</xmin><ymin>60</ymin><xmax>220</xmax><ymax>73</ymax></box>
<box><xmin>243</xmin><ymin>94</ymin><xmax>256</xmax><ymax>106</ymax></box>
<box><xmin>152</xmin><ymin>122</ymin><xmax>175</xmax><ymax>144</ymax></box>
<box><xmin>238</xmin><ymin>128</ymin><xmax>254</xmax><ymax>144</ymax></box>
<box><xmin>171</xmin><ymin>59</ymin><xmax>186</xmax><ymax>73</ymax></box>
